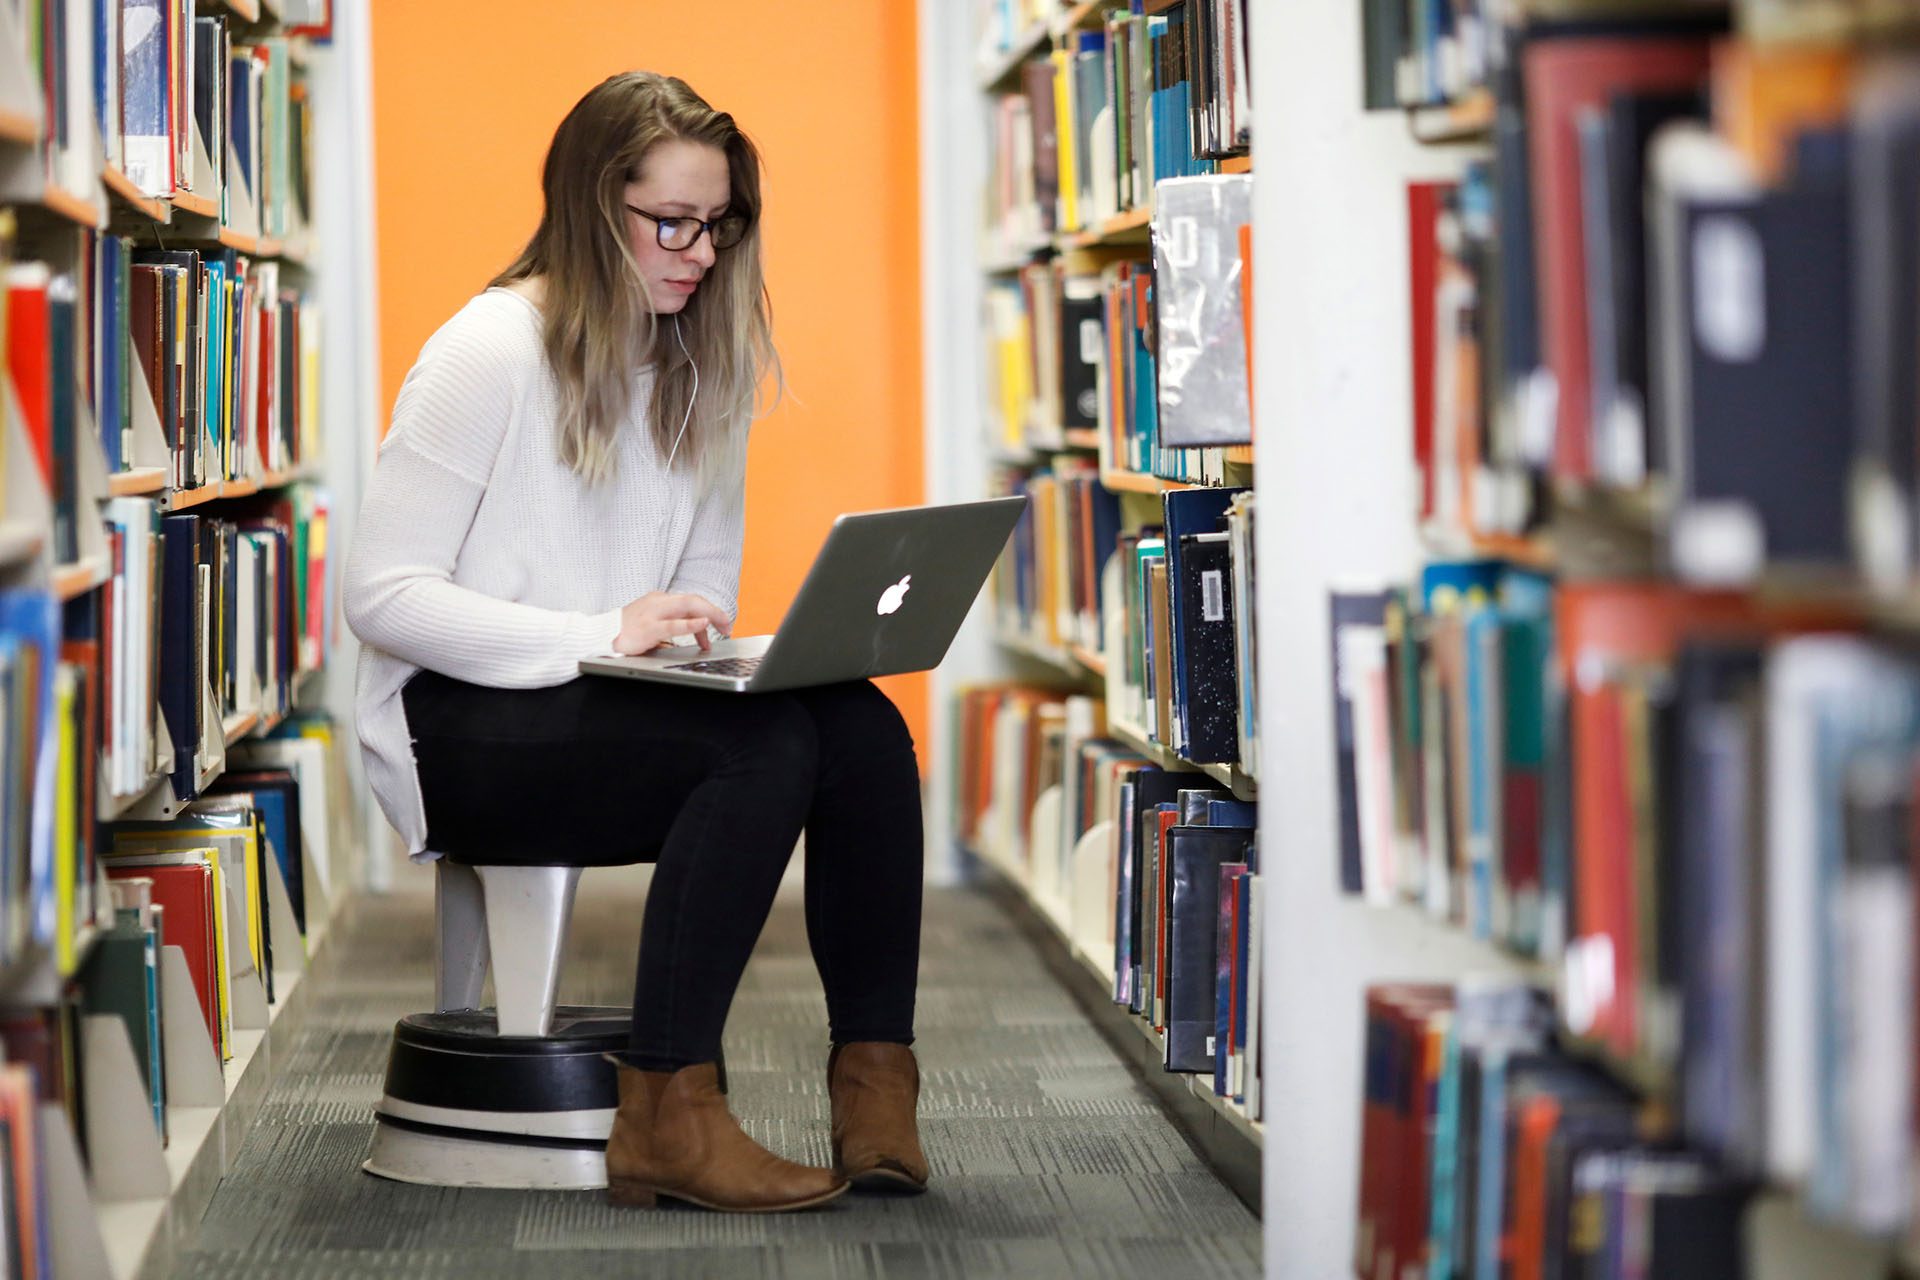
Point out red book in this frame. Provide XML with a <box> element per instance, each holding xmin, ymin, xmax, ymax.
<box><xmin>1238</xmin><ymin>223</ymin><xmax>1254</xmax><ymax>415</ymax></box>
<box><xmin>5</xmin><ymin>265</ymin><xmax>54</xmax><ymax>487</ymax></box>
<box><xmin>1523</xmin><ymin>36</ymin><xmax>1711</xmax><ymax>481</ymax></box>
<box><xmin>1389</xmin><ymin>994</ymin><xmax>1453</xmax><ymax>1280</ymax></box>
<box><xmin>256</xmin><ymin>301</ymin><xmax>276</xmax><ymax>472</ymax></box>
<box><xmin>1358</xmin><ymin>985</ymin><xmax>1452</xmax><ymax>1279</ymax></box>
<box><xmin>1556</xmin><ymin>584</ymin><xmax>1784</xmax><ymax>1053</ymax></box>
<box><xmin>1407</xmin><ymin>182</ymin><xmax>1446</xmax><ymax>523</ymax></box>
<box><xmin>1356</xmin><ymin>992</ymin><xmax>1391</xmax><ymax>1278</ymax></box>
<box><xmin>0</xmin><ymin>1068</ymin><xmax>43</xmax><ymax>1279</ymax></box>
<box><xmin>1509</xmin><ymin>1095</ymin><xmax>1563</xmax><ymax>1280</ymax></box>
<box><xmin>106</xmin><ymin>860</ymin><xmax>220</xmax><ymax>1054</ymax></box>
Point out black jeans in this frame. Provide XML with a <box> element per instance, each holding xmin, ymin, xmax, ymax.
<box><xmin>402</xmin><ymin>670</ymin><xmax>924</xmax><ymax>1069</ymax></box>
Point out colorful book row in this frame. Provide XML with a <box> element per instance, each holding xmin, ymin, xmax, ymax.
<box><xmin>983</xmin><ymin>0</ymin><xmax>1249</xmax><ymax>246</ymax></box>
<box><xmin>954</xmin><ymin>683</ymin><xmax>1264</xmax><ymax>1118</ymax></box>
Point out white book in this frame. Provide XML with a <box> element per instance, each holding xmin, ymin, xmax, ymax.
<box><xmin>235</xmin><ymin>537</ymin><xmax>259</xmax><ymax>719</ymax></box>
<box><xmin>1763</xmin><ymin>638</ymin><xmax>1885</xmax><ymax>1184</ymax></box>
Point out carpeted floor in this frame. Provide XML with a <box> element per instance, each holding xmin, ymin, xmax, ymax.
<box><xmin>169</xmin><ymin>863</ymin><xmax>1264</xmax><ymax>1279</ymax></box>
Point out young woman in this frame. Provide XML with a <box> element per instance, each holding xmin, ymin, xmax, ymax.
<box><xmin>343</xmin><ymin>72</ymin><xmax>928</xmax><ymax>1213</ymax></box>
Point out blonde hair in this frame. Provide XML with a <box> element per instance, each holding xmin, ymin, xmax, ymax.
<box><xmin>492</xmin><ymin>71</ymin><xmax>779</xmax><ymax>485</ymax></box>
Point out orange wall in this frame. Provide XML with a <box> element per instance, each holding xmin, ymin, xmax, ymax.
<box><xmin>369</xmin><ymin>2</ymin><xmax>927</xmax><ymax>752</ymax></box>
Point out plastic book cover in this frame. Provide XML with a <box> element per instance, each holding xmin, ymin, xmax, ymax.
<box><xmin>1151</xmin><ymin>174</ymin><xmax>1251</xmax><ymax>446</ymax></box>
<box><xmin>122</xmin><ymin>0</ymin><xmax>172</xmax><ymax>195</ymax></box>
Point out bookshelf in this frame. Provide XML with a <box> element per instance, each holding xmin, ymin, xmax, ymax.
<box><xmin>0</xmin><ymin>519</ymin><xmax>43</xmax><ymax>566</ymax></box>
<box><xmin>1255</xmin><ymin>1</ymin><xmax>1920</xmax><ymax>1277</ymax></box>
<box><xmin>957</xmin><ymin>0</ymin><xmax>1262</xmax><ymax>1187</ymax></box>
<box><xmin>107</xmin><ymin>468</ymin><xmax>169</xmax><ymax>497</ymax></box>
<box><xmin>101</xmin><ymin>166</ymin><xmax>171</xmax><ymax>224</ymax></box>
<box><xmin>977</xmin><ymin>20</ymin><xmax>1053</xmax><ymax>93</ymax></box>
<box><xmin>0</xmin><ymin>107</ymin><xmax>36</xmax><ymax>145</ymax></box>
<box><xmin>169</xmin><ymin>191</ymin><xmax>219</xmax><ymax>219</ymax></box>
<box><xmin>0</xmin><ymin>0</ymin><xmax>358</xmax><ymax>1276</ymax></box>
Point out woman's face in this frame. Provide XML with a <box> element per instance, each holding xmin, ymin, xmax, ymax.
<box><xmin>623</xmin><ymin>139</ymin><xmax>732</xmax><ymax>315</ymax></box>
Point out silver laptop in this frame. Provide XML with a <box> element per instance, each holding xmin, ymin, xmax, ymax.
<box><xmin>579</xmin><ymin>496</ymin><xmax>1028</xmax><ymax>692</ymax></box>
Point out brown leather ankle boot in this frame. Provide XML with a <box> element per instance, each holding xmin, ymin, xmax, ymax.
<box><xmin>828</xmin><ymin>1042</ymin><xmax>930</xmax><ymax>1193</ymax></box>
<box><xmin>604</xmin><ymin>1061</ymin><xmax>846</xmax><ymax>1212</ymax></box>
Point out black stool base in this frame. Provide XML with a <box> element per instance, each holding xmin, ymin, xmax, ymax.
<box><xmin>363</xmin><ymin>1005</ymin><xmax>630</xmax><ymax>1189</ymax></box>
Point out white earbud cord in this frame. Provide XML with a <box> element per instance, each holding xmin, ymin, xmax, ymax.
<box><xmin>664</xmin><ymin>314</ymin><xmax>698</xmax><ymax>472</ymax></box>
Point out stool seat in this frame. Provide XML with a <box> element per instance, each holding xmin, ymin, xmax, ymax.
<box><xmin>382</xmin><ymin>1007</ymin><xmax>629</xmax><ymax>1125</ymax></box>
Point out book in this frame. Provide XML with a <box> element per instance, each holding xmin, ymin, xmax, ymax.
<box><xmin>1522</xmin><ymin>31</ymin><xmax>1713</xmax><ymax>482</ymax></box>
<box><xmin>1151</xmin><ymin>174</ymin><xmax>1253</xmax><ymax>447</ymax></box>
<box><xmin>1163</xmin><ymin>825</ymin><xmax>1251</xmax><ymax>1072</ymax></box>
<box><xmin>1669</xmin><ymin>154</ymin><xmax>1853</xmax><ymax>585</ymax></box>
<box><xmin>1330</xmin><ymin>590</ymin><xmax>1391</xmax><ymax>898</ymax></box>
<box><xmin>105</xmin><ymin>851</ymin><xmax>228</xmax><ymax>1058</ymax></box>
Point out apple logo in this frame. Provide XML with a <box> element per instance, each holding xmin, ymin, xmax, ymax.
<box><xmin>877</xmin><ymin>574</ymin><xmax>912</xmax><ymax>616</ymax></box>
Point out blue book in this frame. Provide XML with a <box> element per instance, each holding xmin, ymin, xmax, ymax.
<box><xmin>0</xmin><ymin>633</ymin><xmax>21</xmax><ymax>956</ymax></box>
<box><xmin>1463</xmin><ymin>602</ymin><xmax>1497</xmax><ymax>940</ymax></box>
<box><xmin>92</xmin><ymin>0</ymin><xmax>111</xmax><ymax>171</ymax></box>
<box><xmin>1137</xmin><ymin>540</ymin><xmax>1165</xmax><ymax>736</ymax></box>
<box><xmin>228</xmin><ymin>55</ymin><xmax>257</xmax><ymax>204</ymax></box>
<box><xmin>207</xmin><ymin>774</ymin><xmax>305</xmax><ymax>935</ymax></box>
<box><xmin>204</xmin><ymin>258</ymin><xmax>227</xmax><ymax>473</ymax></box>
<box><xmin>1428</xmin><ymin>1015</ymin><xmax>1462</xmax><ymax>1280</ymax></box>
<box><xmin>1147</xmin><ymin>18</ymin><xmax>1168</xmax><ymax>185</ymax></box>
<box><xmin>1132</xmin><ymin>306</ymin><xmax>1157</xmax><ymax>472</ymax></box>
<box><xmin>1206</xmin><ymin>798</ymin><xmax>1256</xmax><ymax>830</ymax></box>
<box><xmin>47</xmin><ymin>280</ymin><xmax>78</xmax><ymax>564</ymax></box>
<box><xmin>1161</xmin><ymin>487</ymin><xmax>1246</xmax><ymax>756</ymax></box>
<box><xmin>1419</xmin><ymin>559</ymin><xmax>1505</xmax><ymax>612</ymax></box>
<box><xmin>99</xmin><ymin>237</ymin><xmax>124</xmax><ymax>472</ymax></box>
<box><xmin>1471</xmin><ymin>1054</ymin><xmax>1510</xmax><ymax>1280</ymax></box>
<box><xmin>0</xmin><ymin>590</ymin><xmax>60</xmax><ymax>952</ymax></box>
<box><xmin>112</xmin><ymin>907</ymin><xmax>167</xmax><ymax>1133</ymax></box>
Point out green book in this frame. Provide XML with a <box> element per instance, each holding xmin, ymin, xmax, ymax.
<box><xmin>79</xmin><ymin>914</ymin><xmax>164</xmax><ymax>1138</ymax></box>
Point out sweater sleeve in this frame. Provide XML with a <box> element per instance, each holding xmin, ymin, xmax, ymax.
<box><xmin>665</xmin><ymin>432</ymin><xmax>747</xmax><ymax>626</ymax></box>
<box><xmin>342</xmin><ymin>302</ymin><xmax>622</xmax><ymax>688</ymax></box>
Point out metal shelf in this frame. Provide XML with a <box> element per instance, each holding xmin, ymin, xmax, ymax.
<box><xmin>976</xmin><ymin>20</ymin><xmax>1053</xmax><ymax>93</ymax></box>
<box><xmin>1109</xmin><ymin>716</ymin><xmax>1257</xmax><ymax>801</ymax></box>
<box><xmin>0</xmin><ymin>519</ymin><xmax>43</xmax><ymax>568</ymax></box>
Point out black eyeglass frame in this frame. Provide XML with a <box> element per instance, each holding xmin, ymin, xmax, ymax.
<box><xmin>624</xmin><ymin>204</ymin><xmax>751</xmax><ymax>252</ymax></box>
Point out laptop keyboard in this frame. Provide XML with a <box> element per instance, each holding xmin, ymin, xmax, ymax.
<box><xmin>664</xmin><ymin>655</ymin><xmax>764</xmax><ymax>678</ymax></box>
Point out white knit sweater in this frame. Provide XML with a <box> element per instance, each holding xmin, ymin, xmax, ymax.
<box><xmin>343</xmin><ymin>288</ymin><xmax>745</xmax><ymax>857</ymax></box>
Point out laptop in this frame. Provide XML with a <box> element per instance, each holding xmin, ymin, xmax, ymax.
<box><xmin>578</xmin><ymin>496</ymin><xmax>1028</xmax><ymax>692</ymax></box>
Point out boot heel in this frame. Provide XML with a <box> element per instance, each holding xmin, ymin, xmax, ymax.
<box><xmin>606</xmin><ymin>1178</ymin><xmax>658</xmax><ymax>1208</ymax></box>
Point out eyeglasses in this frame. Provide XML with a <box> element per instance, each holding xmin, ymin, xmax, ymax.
<box><xmin>625</xmin><ymin>205</ymin><xmax>751</xmax><ymax>252</ymax></box>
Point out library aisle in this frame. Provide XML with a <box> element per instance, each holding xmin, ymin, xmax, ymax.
<box><xmin>166</xmin><ymin>868</ymin><xmax>1263</xmax><ymax>1279</ymax></box>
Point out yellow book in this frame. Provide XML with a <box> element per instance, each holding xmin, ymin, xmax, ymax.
<box><xmin>114</xmin><ymin>814</ymin><xmax>266</xmax><ymax>987</ymax></box>
<box><xmin>300</xmin><ymin>313</ymin><xmax>321</xmax><ymax>459</ymax></box>
<box><xmin>52</xmin><ymin>666</ymin><xmax>77</xmax><ymax>975</ymax></box>
<box><xmin>1052</xmin><ymin>49</ymin><xmax>1079</xmax><ymax>233</ymax></box>
<box><xmin>206</xmin><ymin>849</ymin><xmax>233</xmax><ymax>1059</ymax></box>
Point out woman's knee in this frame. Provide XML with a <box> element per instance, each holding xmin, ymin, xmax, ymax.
<box><xmin>813</xmin><ymin>680</ymin><xmax>917</xmax><ymax>765</ymax></box>
<box><xmin>735</xmin><ymin>695</ymin><xmax>821</xmax><ymax>785</ymax></box>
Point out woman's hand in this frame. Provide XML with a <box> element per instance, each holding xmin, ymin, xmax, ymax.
<box><xmin>614</xmin><ymin>592</ymin><xmax>732</xmax><ymax>655</ymax></box>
